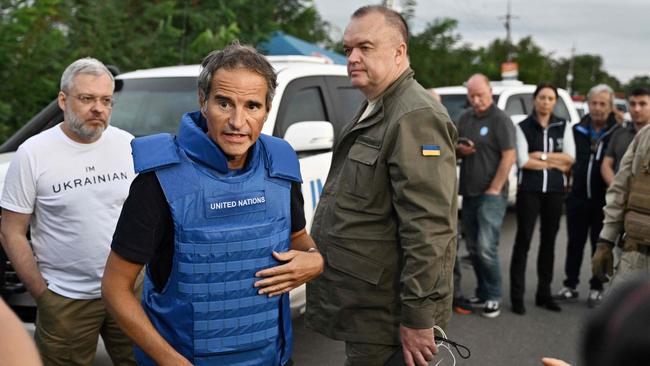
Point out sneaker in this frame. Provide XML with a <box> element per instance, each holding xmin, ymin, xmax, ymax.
<box><xmin>553</xmin><ymin>287</ymin><xmax>579</xmax><ymax>301</ymax></box>
<box><xmin>482</xmin><ymin>300</ymin><xmax>501</xmax><ymax>318</ymax></box>
<box><xmin>587</xmin><ymin>290</ymin><xmax>603</xmax><ymax>308</ymax></box>
<box><xmin>452</xmin><ymin>297</ymin><xmax>473</xmax><ymax>315</ymax></box>
<box><xmin>467</xmin><ymin>296</ymin><xmax>486</xmax><ymax>308</ymax></box>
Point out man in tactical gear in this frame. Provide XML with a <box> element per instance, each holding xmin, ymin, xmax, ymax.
<box><xmin>592</xmin><ymin>124</ymin><xmax>650</xmax><ymax>291</ymax></box>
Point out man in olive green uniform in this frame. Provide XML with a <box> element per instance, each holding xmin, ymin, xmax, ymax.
<box><xmin>305</xmin><ymin>5</ymin><xmax>458</xmax><ymax>366</ymax></box>
<box><xmin>593</xmin><ymin>124</ymin><xmax>650</xmax><ymax>291</ymax></box>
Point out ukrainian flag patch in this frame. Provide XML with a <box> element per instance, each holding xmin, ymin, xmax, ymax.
<box><xmin>421</xmin><ymin>145</ymin><xmax>441</xmax><ymax>156</ymax></box>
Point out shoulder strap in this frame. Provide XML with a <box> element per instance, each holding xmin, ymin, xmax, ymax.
<box><xmin>155</xmin><ymin>155</ymin><xmax>201</xmax><ymax>203</ymax></box>
<box><xmin>132</xmin><ymin>133</ymin><xmax>201</xmax><ymax>202</ymax></box>
<box><xmin>258</xmin><ymin>134</ymin><xmax>302</xmax><ymax>183</ymax></box>
<box><xmin>131</xmin><ymin>133</ymin><xmax>180</xmax><ymax>173</ymax></box>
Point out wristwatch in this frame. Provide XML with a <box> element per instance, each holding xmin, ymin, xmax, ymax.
<box><xmin>540</xmin><ymin>153</ymin><xmax>548</xmax><ymax>161</ymax></box>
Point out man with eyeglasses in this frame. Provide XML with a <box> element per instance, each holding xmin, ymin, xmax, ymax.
<box><xmin>0</xmin><ymin>57</ymin><xmax>137</xmax><ymax>365</ymax></box>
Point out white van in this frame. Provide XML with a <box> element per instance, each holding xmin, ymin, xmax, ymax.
<box><xmin>0</xmin><ymin>56</ymin><xmax>365</xmax><ymax>318</ymax></box>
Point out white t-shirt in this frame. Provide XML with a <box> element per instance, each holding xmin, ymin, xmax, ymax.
<box><xmin>1</xmin><ymin>124</ymin><xmax>135</xmax><ymax>299</ymax></box>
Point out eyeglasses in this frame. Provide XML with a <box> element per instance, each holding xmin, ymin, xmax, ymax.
<box><xmin>67</xmin><ymin>93</ymin><xmax>114</xmax><ymax>108</ymax></box>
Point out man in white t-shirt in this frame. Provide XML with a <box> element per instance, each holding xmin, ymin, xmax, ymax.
<box><xmin>0</xmin><ymin>58</ymin><xmax>137</xmax><ymax>365</ymax></box>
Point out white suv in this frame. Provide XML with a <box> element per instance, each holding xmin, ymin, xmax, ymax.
<box><xmin>435</xmin><ymin>80</ymin><xmax>580</xmax><ymax>205</ymax></box>
<box><xmin>0</xmin><ymin>56</ymin><xmax>365</xmax><ymax>318</ymax></box>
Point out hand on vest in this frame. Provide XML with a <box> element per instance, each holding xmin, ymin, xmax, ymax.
<box><xmin>592</xmin><ymin>242</ymin><xmax>614</xmax><ymax>283</ymax></box>
<box><xmin>254</xmin><ymin>250</ymin><xmax>324</xmax><ymax>297</ymax></box>
<box><xmin>399</xmin><ymin>325</ymin><xmax>437</xmax><ymax>366</ymax></box>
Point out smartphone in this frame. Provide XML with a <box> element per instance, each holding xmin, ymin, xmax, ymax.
<box><xmin>458</xmin><ymin>137</ymin><xmax>472</xmax><ymax>146</ymax></box>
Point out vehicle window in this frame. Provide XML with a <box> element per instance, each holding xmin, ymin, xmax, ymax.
<box><xmin>333</xmin><ymin>87</ymin><xmax>363</xmax><ymax>123</ymax></box>
<box><xmin>110</xmin><ymin>77</ymin><xmax>198</xmax><ymax>137</ymax></box>
<box><xmin>439</xmin><ymin>94</ymin><xmax>470</xmax><ymax>124</ymax></box>
<box><xmin>324</xmin><ymin>75</ymin><xmax>365</xmax><ymax>137</ymax></box>
<box><xmin>505</xmin><ymin>96</ymin><xmax>525</xmax><ymax>115</ymax></box>
<box><xmin>504</xmin><ymin>93</ymin><xmax>572</xmax><ymax>122</ymax></box>
<box><xmin>275</xmin><ymin>78</ymin><xmax>328</xmax><ymax>138</ymax></box>
<box><xmin>502</xmin><ymin>93</ymin><xmax>533</xmax><ymax>116</ymax></box>
<box><xmin>521</xmin><ymin>95</ymin><xmax>533</xmax><ymax>115</ymax></box>
<box><xmin>553</xmin><ymin>99</ymin><xmax>571</xmax><ymax>122</ymax></box>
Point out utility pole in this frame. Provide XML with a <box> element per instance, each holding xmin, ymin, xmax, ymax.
<box><xmin>498</xmin><ymin>0</ymin><xmax>519</xmax><ymax>80</ymax></box>
<box><xmin>566</xmin><ymin>44</ymin><xmax>576</xmax><ymax>95</ymax></box>
<box><xmin>498</xmin><ymin>0</ymin><xmax>518</xmax><ymax>61</ymax></box>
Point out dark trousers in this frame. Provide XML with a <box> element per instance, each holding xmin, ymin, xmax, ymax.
<box><xmin>563</xmin><ymin>195</ymin><xmax>605</xmax><ymax>291</ymax></box>
<box><xmin>510</xmin><ymin>191</ymin><xmax>565</xmax><ymax>302</ymax></box>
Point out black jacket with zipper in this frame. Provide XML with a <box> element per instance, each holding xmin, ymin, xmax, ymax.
<box><xmin>518</xmin><ymin>114</ymin><xmax>569</xmax><ymax>193</ymax></box>
<box><xmin>570</xmin><ymin>112</ymin><xmax>619</xmax><ymax>202</ymax></box>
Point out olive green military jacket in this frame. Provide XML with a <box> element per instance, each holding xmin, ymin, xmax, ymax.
<box><xmin>600</xmin><ymin>124</ymin><xmax>650</xmax><ymax>243</ymax></box>
<box><xmin>305</xmin><ymin>69</ymin><xmax>458</xmax><ymax>345</ymax></box>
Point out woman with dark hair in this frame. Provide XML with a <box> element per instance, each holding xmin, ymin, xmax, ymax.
<box><xmin>509</xmin><ymin>82</ymin><xmax>576</xmax><ymax>314</ymax></box>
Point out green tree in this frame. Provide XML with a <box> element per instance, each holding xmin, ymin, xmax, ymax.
<box><xmin>275</xmin><ymin>0</ymin><xmax>331</xmax><ymax>44</ymax></box>
<box><xmin>470</xmin><ymin>37</ymin><xmax>554</xmax><ymax>84</ymax></box>
<box><xmin>624</xmin><ymin>76</ymin><xmax>650</xmax><ymax>94</ymax></box>
<box><xmin>0</xmin><ymin>0</ymin><xmax>69</xmax><ymax>140</ymax></box>
<box><xmin>0</xmin><ymin>0</ymin><xmax>332</xmax><ymax>142</ymax></box>
<box><xmin>510</xmin><ymin>37</ymin><xmax>554</xmax><ymax>84</ymax></box>
<box><xmin>409</xmin><ymin>18</ymin><xmax>476</xmax><ymax>87</ymax></box>
<box><xmin>66</xmin><ymin>1</ymin><xmax>186</xmax><ymax>69</ymax></box>
<box><xmin>553</xmin><ymin>54</ymin><xmax>621</xmax><ymax>96</ymax></box>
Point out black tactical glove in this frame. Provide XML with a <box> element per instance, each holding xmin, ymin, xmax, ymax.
<box><xmin>592</xmin><ymin>240</ymin><xmax>614</xmax><ymax>283</ymax></box>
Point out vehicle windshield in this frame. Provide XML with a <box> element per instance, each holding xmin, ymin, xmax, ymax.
<box><xmin>439</xmin><ymin>94</ymin><xmax>469</xmax><ymax>124</ymax></box>
<box><xmin>110</xmin><ymin>77</ymin><xmax>199</xmax><ymax>136</ymax></box>
<box><xmin>439</xmin><ymin>94</ymin><xmax>498</xmax><ymax>124</ymax></box>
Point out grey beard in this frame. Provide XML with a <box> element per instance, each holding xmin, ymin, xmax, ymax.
<box><xmin>64</xmin><ymin>109</ymin><xmax>109</xmax><ymax>140</ymax></box>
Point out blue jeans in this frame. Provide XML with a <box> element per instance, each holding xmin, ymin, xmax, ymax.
<box><xmin>461</xmin><ymin>194</ymin><xmax>508</xmax><ymax>301</ymax></box>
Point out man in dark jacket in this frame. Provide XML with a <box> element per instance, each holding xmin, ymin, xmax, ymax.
<box><xmin>305</xmin><ymin>5</ymin><xmax>458</xmax><ymax>366</ymax></box>
<box><xmin>555</xmin><ymin>84</ymin><xmax>619</xmax><ymax>308</ymax></box>
<box><xmin>601</xmin><ymin>87</ymin><xmax>650</xmax><ymax>182</ymax></box>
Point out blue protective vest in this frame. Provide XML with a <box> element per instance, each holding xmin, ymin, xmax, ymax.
<box><xmin>131</xmin><ymin>111</ymin><xmax>301</xmax><ymax>366</ymax></box>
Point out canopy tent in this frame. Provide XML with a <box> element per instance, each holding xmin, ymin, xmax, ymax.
<box><xmin>258</xmin><ymin>31</ymin><xmax>347</xmax><ymax>65</ymax></box>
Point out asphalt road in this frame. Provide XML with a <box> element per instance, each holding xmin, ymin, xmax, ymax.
<box><xmin>291</xmin><ymin>210</ymin><xmax>596</xmax><ymax>366</ymax></box>
<box><xmin>24</xmin><ymin>210</ymin><xmax>596</xmax><ymax>365</ymax></box>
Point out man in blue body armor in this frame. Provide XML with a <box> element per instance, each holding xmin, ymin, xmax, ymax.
<box><xmin>101</xmin><ymin>43</ymin><xmax>324</xmax><ymax>366</ymax></box>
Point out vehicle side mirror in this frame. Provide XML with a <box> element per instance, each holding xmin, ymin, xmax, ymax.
<box><xmin>283</xmin><ymin>121</ymin><xmax>334</xmax><ymax>152</ymax></box>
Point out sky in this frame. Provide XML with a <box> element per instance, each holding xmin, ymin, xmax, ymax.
<box><xmin>312</xmin><ymin>0</ymin><xmax>650</xmax><ymax>83</ymax></box>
